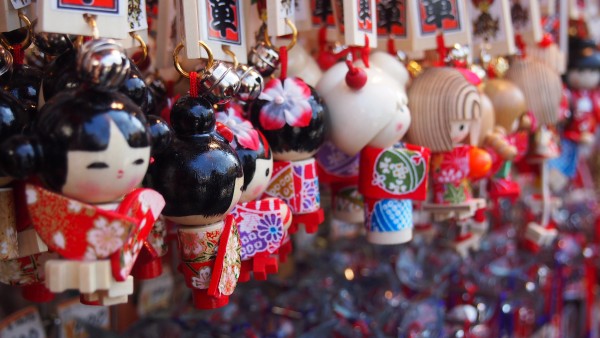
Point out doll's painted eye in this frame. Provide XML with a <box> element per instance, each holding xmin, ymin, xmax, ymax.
<box><xmin>265</xmin><ymin>168</ymin><xmax>270</xmax><ymax>177</ymax></box>
<box><xmin>132</xmin><ymin>158</ymin><xmax>145</xmax><ymax>165</ymax></box>
<box><xmin>459</xmin><ymin>124</ymin><xmax>465</xmax><ymax>131</ymax></box>
<box><xmin>87</xmin><ymin>162</ymin><xmax>109</xmax><ymax>169</ymax></box>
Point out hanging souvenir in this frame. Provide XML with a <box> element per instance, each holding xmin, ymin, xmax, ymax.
<box><xmin>146</xmin><ymin>42</ymin><xmax>243</xmax><ymax>309</ymax></box>
<box><xmin>249</xmin><ymin>22</ymin><xmax>327</xmax><ymax>235</ymax></box>
<box><xmin>406</xmin><ymin>67</ymin><xmax>491</xmax><ymax>256</ymax></box>
<box><xmin>466</xmin><ymin>0</ymin><xmax>517</xmax><ymax>57</ymax></box>
<box><xmin>37</xmin><ymin>0</ymin><xmax>130</xmax><ymax>39</ymax></box>
<box><xmin>181</xmin><ymin>0</ymin><xmax>255</xmax><ymax>63</ymax></box>
<box><xmin>509</xmin><ymin>0</ymin><xmax>543</xmax><ymax>46</ymax></box>
<box><xmin>547</xmin><ymin>37</ymin><xmax>600</xmax><ymax>191</ymax></box>
<box><xmin>317</xmin><ymin>51</ymin><xmax>429</xmax><ymax>244</ymax></box>
<box><xmin>0</xmin><ymin>0</ymin><xmax>33</xmax><ymax>33</ymax></box>
<box><xmin>0</xmin><ymin>38</ymin><xmax>170</xmax><ymax>306</ymax></box>
<box><xmin>480</xmin><ymin>79</ymin><xmax>530</xmax><ymax>222</ymax></box>
<box><xmin>216</xmin><ymin>103</ymin><xmax>292</xmax><ymax>281</ymax></box>
<box><xmin>505</xmin><ymin>57</ymin><xmax>563</xmax><ymax>251</ymax></box>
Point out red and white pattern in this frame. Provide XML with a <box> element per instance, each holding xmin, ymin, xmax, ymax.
<box><xmin>258</xmin><ymin>78</ymin><xmax>313</xmax><ymax>130</ymax></box>
<box><xmin>26</xmin><ymin>185</ymin><xmax>164</xmax><ymax>281</ymax></box>
<box><xmin>216</xmin><ymin>103</ymin><xmax>260</xmax><ymax>150</ymax></box>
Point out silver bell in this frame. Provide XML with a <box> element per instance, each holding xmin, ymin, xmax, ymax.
<box><xmin>77</xmin><ymin>39</ymin><xmax>131</xmax><ymax>90</ymax></box>
<box><xmin>33</xmin><ymin>32</ymin><xmax>73</xmax><ymax>56</ymax></box>
<box><xmin>234</xmin><ymin>64</ymin><xmax>263</xmax><ymax>102</ymax></box>
<box><xmin>248</xmin><ymin>42</ymin><xmax>280</xmax><ymax>77</ymax></box>
<box><xmin>199</xmin><ymin>61</ymin><xmax>241</xmax><ymax>104</ymax></box>
<box><xmin>0</xmin><ymin>45</ymin><xmax>13</xmax><ymax>78</ymax></box>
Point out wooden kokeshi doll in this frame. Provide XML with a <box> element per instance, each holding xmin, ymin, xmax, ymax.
<box><xmin>317</xmin><ymin>52</ymin><xmax>430</xmax><ymax>245</ymax></box>
<box><xmin>216</xmin><ymin>104</ymin><xmax>292</xmax><ymax>282</ymax></box>
<box><xmin>505</xmin><ymin>57</ymin><xmax>563</xmax><ymax>250</ymax></box>
<box><xmin>248</xmin><ymin>77</ymin><xmax>327</xmax><ymax>234</ymax></box>
<box><xmin>0</xmin><ymin>39</ymin><xmax>169</xmax><ymax>306</ymax></box>
<box><xmin>406</xmin><ymin>67</ymin><xmax>491</xmax><ymax>255</ymax></box>
<box><xmin>481</xmin><ymin>79</ymin><xmax>530</xmax><ymax>202</ymax></box>
<box><xmin>547</xmin><ymin>37</ymin><xmax>600</xmax><ymax>191</ymax></box>
<box><xmin>146</xmin><ymin>95</ymin><xmax>244</xmax><ymax>310</ymax></box>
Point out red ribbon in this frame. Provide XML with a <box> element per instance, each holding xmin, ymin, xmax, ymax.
<box><xmin>190</xmin><ymin>71</ymin><xmax>199</xmax><ymax>98</ymax></box>
<box><xmin>11</xmin><ymin>44</ymin><xmax>24</xmax><ymax>66</ymax></box>
<box><xmin>279</xmin><ymin>45</ymin><xmax>288</xmax><ymax>81</ymax></box>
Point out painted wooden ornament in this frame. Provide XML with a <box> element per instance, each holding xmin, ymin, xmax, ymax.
<box><xmin>0</xmin><ymin>39</ymin><xmax>169</xmax><ymax>306</ymax></box>
<box><xmin>505</xmin><ymin>57</ymin><xmax>563</xmax><ymax>251</ymax></box>
<box><xmin>249</xmin><ymin>75</ymin><xmax>327</xmax><ymax>234</ymax></box>
<box><xmin>216</xmin><ymin>103</ymin><xmax>292</xmax><ymax>282</ymax></box>
<box><xmin>481</xmin><ymin>79</ymin><xmax>529</xmax><ymax>203</ymax></box>
<box><xmin>547</xmin><ymin>37</ymin><xmax>600</xmax><ymax>192</ymax></box>
<box><xmin>146</xmin><ymin>92</ymin><xmax>244</xmax><ymax>309</ymax></box>
<box><xmin>406</xmin><ymin>67</ymin><xmax>489</xmax><ymax>255</ymax></box>
<box><xmin>318</xmin><ymin>51</ymin><xmax>428</xmax><ymax>245</ymax></box>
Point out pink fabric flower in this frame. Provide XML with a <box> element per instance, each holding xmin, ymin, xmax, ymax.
<box><xmin>258</xmin><ymin>78</ymin><xmax>312</xmax><ymax>130</ymax></box>
<box><xmin>216</xmin><ymin>105</ymin><xmax>260</xmax><ymax>150</ymax></box>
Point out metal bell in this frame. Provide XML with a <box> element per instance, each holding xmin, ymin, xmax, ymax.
<box><xmin>0</xmin><ymin>45</ymin><xmax>13</xmax><ymax>78</ymax></box>
<box><xmin>33</xmin><ymin>32</ymin><xmax>73</xmax><ymax>56</ymax></box>
<box><xmin>234</xmin><ymin>64</ymin><xmax>263</xmax><ymax>102</ymax></box>
<box><xmin>198</xmin><ymin>61</ymin><xmax>241</xmax><ymax>104</ymax></box>
<box><xmin>77</xmin><ymin>39</ymin><xmax>131</xmax><ymax>90</ymax></box>
<box><xmin>248</xmin><ymin>41</ymin><xmax>280</xmax><ymax>77</ymax></box>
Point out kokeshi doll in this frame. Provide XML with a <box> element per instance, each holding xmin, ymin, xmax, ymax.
<box><xmin>249</xmin><ymin>76</ymin><xmax>327</xmax><ymax>234</ymax></box>
<box><xmin>505</xmin><ymin>58</ymin><xmax>563</xmax><ymax>251</ymax></box>
<box><xmin>0</xmin><ymin>40</ymin><xmax>169</xmax><ymax>306</ymax></box>
<box><xmin>216</xmin><ymin>103</ymin><xmax>292</xmax><ymax>282</ymax></box>
<box><xmin>317</xmin><ymin>52</ymin><xmax>430</xmax><ymax>245</ymax></box>
<box><xmin>406</xmin><ymin>67</ymin><xmax>491</xmax><ymax>256</ymax></box>
<box><xmin>548</xmin><ymin>37</ymin><xmax>600</xmax><ymax>190</ymax></box>
<box><xmin>146</xmin><ymin>95</ymin><xmax>244</xmax><ymax>310</ymax></box>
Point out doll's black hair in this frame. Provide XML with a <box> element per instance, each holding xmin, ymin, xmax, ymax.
<box><xmin>568</xmin><ymin>37</ymin><xmax>600</xmax><ymax>70</ymax></box>
<box><xmin>146</xmin><ymin>95</ymin><xmax>243</xmax><ymax>219</ymax></box>
<box><xmin>0</xmin><ymin>89</ymin><xmax>170</xmax><ymax>192</ymax></box>
<box><xmin>236</xmin><ymin>131</ymin><xmax>271</xmax><ymax>191</ymax></box>
<box><xmin>248</xmin><ymin>85</ymin><xmax>327</xmax><ymax>154</ymax></box>
<box><xmin>0</xmin><ymin>89</ymin><xmax>29</xmax><ymax>144</ymax></box>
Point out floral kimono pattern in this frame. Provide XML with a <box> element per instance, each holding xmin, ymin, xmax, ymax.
<box><xmin>178</xmin><ymin>215</ymin><xmax>241</xmax><ymax>296</ymax></box>
<box><xmin>430</xmin><ymin>145</ymin><xmax>472</xmax><ymax>205</ymax></box>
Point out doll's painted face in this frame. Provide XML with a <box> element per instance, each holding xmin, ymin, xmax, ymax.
<box><xmin>450</xmin><ymin>120</ymin><xmax>471</xmax><ymax>146</ymax></box>
<box><xmin>567</xmin><ymin>69</ymin><xmax>600</xmax><ymax>90</ymax></box>
<box><xmin>370</xmin><ymin>92</ymin><xmax>411</xmax><ymax>148</ymax></box>
<box><xmin>62</xmin><ymin>120</ymin><xmax>150</xmax><ymax>204</ymax></box>
<box><xmin>240</xmin><ymin>157</ymin><xmax>273</xmax><ymax>203</ymax></box>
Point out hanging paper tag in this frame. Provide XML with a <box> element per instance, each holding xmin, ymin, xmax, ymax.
<box><xmin>467</xmin><ymin>0</ymin><xmax>516</xmax><ymax>56</ymax></box>
<box><xmin>0</xmin><ymin>307</ymin><xmax>46</xmax><ymax>338</ymax></box>
<box><xmin>539</xmin><ymin>0</ymin><xmax>556</xmax><ymax>15</ymax></box>
<box><xmin>57</xmin><ymin>298</ymin><xmax>110</xmax><ymax>338</ymax></box>
<box><xmin>295</xmin><ymin>0</ymin><xmax>312</xmax><ymax>30</ymax></box>
<box><xmin>342</xmin><ymin>0</ymin><xmax>378</xmax><ymax>47</ymax></box>
<box><xmin>137</xmin><ymin>267</ymin><xmax>175</xmax><ymax>316</ymax></box>
<box><xmin>0</xmin><ymin>2</ymin><xmax>33</xmax><ymax>32</ymax></box>
<box><xmin>509</xmin><ymin>0</ymin><xmax>543</xmax><ymax>44</ymax></box>
<box><xmin>556</xmin><ymin>0</ymin><xmax>568</xmax><ymax>57</ymax></box>
<box><xmin>311</xmin><ymin>0</ymin><xmax>339</xmax><ymax>39</ymax></box>
<box><xmin>11</xmin><ymin>0</ymin><xmax>32</xmax><ymax>10</ymax></box>
<box><xmin>37</xmin><ymin>0</ymin><xmax>129</xmax><ymax>39</ymax></box>
<box><xmin>267</xmin><ymin>0</ymin><xmax>295</xmax><ymax>36</ymax></box>
<box><xmin>181</xmin><ymin>0</ymin><xmax>252</xmax><ymax>63</ymax></box>
<box><xmin>120</xmin><ymin>0</ymin><xmax>149</xmax><ymax>49</ymax></box>
<box><xmin>376</xmin><ymin>0</ymin><xmax>408</xmax><ymax>40</ymax></box>
<box><xmin>402</xmin><ymin>0</ymin><xmax>471</xmax><ymax>52</ymax></box>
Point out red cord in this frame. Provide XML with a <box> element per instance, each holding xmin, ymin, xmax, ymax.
<box><xmin>435</xmin><ymin>32</ymin><xmax>447</xmax><ymax>66</ymax></box>
<box><xmin>190</xmin><ymin>71</ymin><xmax>199</xmax><ymax>98</ymax></box>
<box><xmin>11</xmin><ymin>44</ymin><xmax>24</xmax><ymax>66</ymax></box>
<box><xmin>318</xmin><ymin>26</ymin><xmax>327</xmax><ymax>52</ymax></box>
<box><xmin>515</xmin><ymin>34</ymin><xmax>527</xmax><ymax>58</ymax></box>
<box><xmin>362</xmin><ymin>35</ymin><xmax>370</xmax><ymax>68</ymax></box>
<box><xmin>387</xmin><ymin>37</ymin><xmax>396</xmax><ymax>56</ymax></box>
<box><xmin>279</xmin><ymin>46</ymin><xmax>288</xmax><ymax>81</ymax></box>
